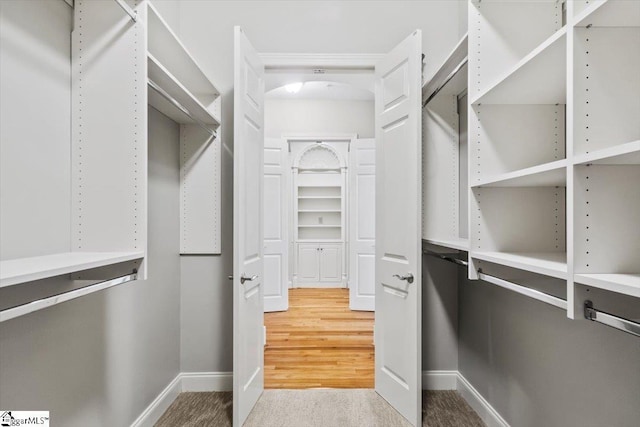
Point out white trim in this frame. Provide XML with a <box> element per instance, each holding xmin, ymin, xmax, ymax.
<box><xmin>181</xmin><ymin>371</ymin><xmax>233</xmax><ymax>392</ymax></box>
<box><xmin>260</xmin><ymin>53</ymin><xmax>384</xmax><ymax>70</ymax></box>
<box><xmin>421</xmin><ymin>370</ymin><xmax>458</xmax><ymax>390</ymax></box>
<box><xmin>130</xmin><ymin>374</ymin><xmax>181</xmax><ymax>427</ymax></box>
<box><xmin>456</xmin><ymin>373</ymin><xmax>510</xmax><ymax>427</ymax></box>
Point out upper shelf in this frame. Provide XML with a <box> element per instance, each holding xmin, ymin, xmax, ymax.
<box><xmin>148</xmin><ymin>54</ymin><xmax>220</xmax><ymax>127</ymax></box>
<box><xmin>147</xmin><ymin>2</ymin><xmax>219</xmax><ymax>105</ymax></box>
<box><xmin>473</xmin><ymin>251</ymin><xmax>568</xmax><ymax>280</ymax></box>
<box><xmin>0</xmin><ymin>252</ymin><xmax>144</xmax><ymax>288</ymax></box>
<box><xmin>575</xmin><ymin>273</ymin><xmax>640</xmax><ymax>299</ymax></box>
<box><xmin>422</xmin><ymin>33</ymin><xmax>468</xmax><ymax>103</ymax></box>
<box><xmin>471</xmin><ymin>28</ymin><xmax>566</xmax><ymax>105</ymax></box>
<box><xmin>573</xmin><ymin>140</ymin><xmax>640</xmax><ymax>165</ymax></box>
<box><xmin>473</xmin><ymin>160</ymin><xmax>567</xmax><ymax>188</ymax></box>
<box><xmin>574</xmin><ymin>0</ymin><xmax>640</xmax><ymax>28</ymax></box>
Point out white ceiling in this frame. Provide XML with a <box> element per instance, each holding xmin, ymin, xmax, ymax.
<box><xmin>266</xmin><ymin>80</ymin><xmax>374</xmax><ymax>101</ymax></box>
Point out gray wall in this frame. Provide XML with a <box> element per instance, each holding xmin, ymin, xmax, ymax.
<box><xmin>0</xmin><ymin>100</ymin><xmax>182</xmax><ymax>425</ymax></box>
<box><xmin>175</xmin><ymin>0</ymin><xmax>463</xmax><ymax>374</ymax></box>
<box><xmin>0</xmin><ymin>0</ymin><xmax>71</xmax><ymax>260</ymax></box>
<box><xmin>458</xmin><ymin>272</ymin><xmax>640</xmax><ymax>427</ymax></box>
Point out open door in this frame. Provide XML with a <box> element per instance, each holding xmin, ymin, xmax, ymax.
<box><xmin>263</xmin><ymin>137</ymin><xmax>289</xmax><ymax>312</ymax></box>
<box><xmin>233</xmin><ymin>26</ymin><xmax>265</xmax><ymax>426</ymax></box>
<box><xmin>375</xmin><ymin>30</ymin><xmax>422</xmax><ymax>426</ymax></box>
<box><xmin>349</xmin><ymin>138</ymin><xmax>376</xmax><ymax>311</ymax></box>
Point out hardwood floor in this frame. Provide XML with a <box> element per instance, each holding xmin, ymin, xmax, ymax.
<box><xmin>264</xmin><ymin>288</ymin><xmax>374</xmax><ymax>389</ymax></box>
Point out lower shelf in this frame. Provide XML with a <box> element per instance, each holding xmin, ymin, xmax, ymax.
<box><xmin>472</xmin><ymin>251</ymin><xmax>567</xmax><ymax>280</ymax></box>
<box><xmin>0</xmin><ymin>251</ymin><xmax>144</xmax><ymax>287</ymax></box>
<box><xmin>575</xmin><ymin>273</ymin><xmax>640</xmax><ymax>299</ymax></box>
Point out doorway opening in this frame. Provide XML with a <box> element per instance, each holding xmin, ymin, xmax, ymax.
<box><xmin>261</xmin><ymin>77</ymin><xmax>376</xmax><ymax>389</ymax></box>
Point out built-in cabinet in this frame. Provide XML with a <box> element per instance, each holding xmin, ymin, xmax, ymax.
<box><xmin>290</xmin><ymin>139</ymin><xmax>350</xmax><ymax>287</ymax></box>
<box><xmin>297</xmin><ymin>243</ymin><xmax>343</xmax><ymax>284</ymax></box>
<box><xmin>423</xmin><ymin>1</ymin><xmax>639</xmax><ymax>323</ymax></box>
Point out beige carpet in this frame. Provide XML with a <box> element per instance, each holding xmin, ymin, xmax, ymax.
<box><xmin>155</xmin><ymin>390</ymin><xmax>485</xmax><ymax>427</ymax></box>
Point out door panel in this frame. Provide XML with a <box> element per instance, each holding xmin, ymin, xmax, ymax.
<box><xmin>375</xmin><ymin>30</ymin><xmax>422</xmax><ymax>427</ymax></box>
<box><xmin>319</xmin><ymin>244</ymin><xmax>342</xmax><ymax>282</ymax></box>
<box><xmin>349</xmin><ymin>138</ymin><xmax>376</xmax><ymax>310</ymax></box>
<box><xmin>298</xmin><ymin>244</ymin><xmax>320</xmax><ymax>282</ymax></box>
<box><xmin>264</xmin><ymin>137</ymin><xmax>288</xmax><ymax>312</ymax></box>
<box><xmin>233</xmin><ymin>26</ymin><xmax>265</xmax><ymax>427</ymax></box>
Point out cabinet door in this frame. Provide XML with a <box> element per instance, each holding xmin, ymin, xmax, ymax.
<box><xmin>298</xmin><ymin>244</ymin><xmax>320</xmax><ymax>282</ymax></box>
<box><xmin>319</xmin><ymin>244</ymin><xmax>342</xmax><ymax>282</ymax></box>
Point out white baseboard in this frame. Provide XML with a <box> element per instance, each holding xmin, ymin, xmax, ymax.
<box><xmin>422</xmin><ymin>370</ymin><xmax>458</xmax><ymax>390</ymax></box>
<box><xmin>130</xmin><ymin>374</ymin><xmax>181</xmax><ymax>427</ymax></box>
<box><xmin>130</xmin><ymin>372</ymin><xmax>232</xmax><ymax>427</ymax></box>
<box><xmin>456</xmin><ymin>373</ymin><xmax>510</xmax><ymax>427</ymax></box>
<box><xmin>181</xmin><ymin>371</ymin><xmax>233</xmax><ymax>392</ymax></box>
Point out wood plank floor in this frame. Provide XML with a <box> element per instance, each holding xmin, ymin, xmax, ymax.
<box><xmin>264</xmin><ymin>288</ymin><xmax>374</xmax><ymax>389</ymax></box>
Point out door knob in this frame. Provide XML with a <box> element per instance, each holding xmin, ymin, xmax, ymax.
<box><xmin>393</xmin><ymin>273</ymin><xmax>414</xmax><ymax>284</ymax></box>
<box><xmin>240</xmin><ymin>274</ymin><xmax>258</xmax><ymax>284</ymax></box>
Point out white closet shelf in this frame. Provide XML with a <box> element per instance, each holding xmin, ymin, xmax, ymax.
<box><xmin>471</xmin><ymin>28</ymin><xmax>566</xmax><ymax>105</ymax></box>
<box><xmin>298</xmin><ymin>210</ymin><xmax>342</xmax><ymax>213</ymax></box>
<box><xmin>575</xmin><ymin>273</ymin><xmax>640</xmax><ymax>299</ymax></box>
<box><xmin>574</xmin><ymin>0</ymin><xmax>640</xmax><ymax>28</ymax></box>
<box><xmin>472</xmin><ymin>160</ymin><xmax>567</xmax><ymax>188</ymax></box>
<box><xmin>298</xmin><ymin>196</ymin><xmax>341</xmax><ymax>200</ymax></box>
<box><xmin>0</xmin><ymin>251</ymin><xmax>144</xmax><ymax>288</ymax></box>
<box><xmin>424</xmin><ymin>237</ymin><xmax>469</xmax><ymax>252</ymax></box>
<box><xmin>147</xmin><ymin>2</ymin><xmax>219</xmax><ymax>102</ymax></box>
<box><xmin>573</xmin><ymin>140</ymin><xmax>640</xmax><ymax>165</ymax></box>
<box><xmin>473</xmin><ymin>251</ymin><xmax>567</xmax><ymax>280</ymax></box>
<box><xmin>148</xmin><ymin>54</ymin><xmax>221</xmax><ymax>127</ymax></box>
<box><xmin>298</xmin><ymin>225</ymin><xmax>341</xmax><ymax>228</ymax></box>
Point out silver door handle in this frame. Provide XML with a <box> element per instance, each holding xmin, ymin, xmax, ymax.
<box><xmin>240</xmin><ymin>274</ymin><xmax>258</xmax><ymax>284</ymax></box>
<box><xmin>393</xmin><ymin>273</ymin><xmax>414</xmax><ymax>284</ymax></box>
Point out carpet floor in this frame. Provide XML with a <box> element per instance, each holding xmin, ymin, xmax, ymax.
<box><xmin>155</xmin><ymin>389</ymin><xmax>485</xmax><ymax>427</ymax></box>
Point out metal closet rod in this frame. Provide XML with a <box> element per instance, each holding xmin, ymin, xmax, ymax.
<box><xmin>114</xmin><ymin>0</ymin><xmax>138</xmax><ymax>22</ymax></box>
<box><xmin>422</xmin><ymin>248</ymin><xmax>468</xmax><ymax>267</ymax></box>
<box><xmin>422</xmin><ymin>57</ymin><xmax>468</xmax><ymax>108</ymax></box>
<box><xmin>584</xmin><ymin>301</ymin><xmax>640</xmax><ymax>338</ymax></box>
<box><xmin>477</xmin><ymin>269</ymin><xmax>568</xmax><ymax>310</ymax></box>
<box><xmin>148</xmin><ymin>79</ymin><xmax>218</xmax><ymax>138</ymax></box>
<box><xmin>0</xmin><ymin>271</ymin><xmax>138</xmax><ymax>323</ymax></box>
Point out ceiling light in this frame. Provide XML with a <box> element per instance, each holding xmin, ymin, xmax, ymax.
<box><xmin>285</xmin><ymin>82</ymin><xmax>303</xmax><ymax>94</ymax></box>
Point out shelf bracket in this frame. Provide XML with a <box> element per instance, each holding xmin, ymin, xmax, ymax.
<box><xmin>113</xmin><ymin>0</ymin><xmax>137</xmax><ymax>23</ymax></box>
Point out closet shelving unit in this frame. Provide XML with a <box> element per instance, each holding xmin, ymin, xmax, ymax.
<box><xmin>468</xmin><ymin>0</ymin><xmax>569</xmax><ymax>286</ymax></box>
<box><xmin>422</xmin><ymin>34</ymin><xmax>469</xmax><ymax>252</ymax></box>
<box><xmin>1</xmin><ymin>0</ymin><xmax>222</xmax><ymax>314</ymax></box>
<box><xmin>456</xmin><ymin>0</ymin><xmax>640</xmax><ymax>319</ymax></box>
<box><xmin>571</xmin><ymin>0</ymin><xmax>640</xmax><ymax>301</ymax></box>
<box><xmin>145</xmin><ymin>1</ymin><xmax>222</xmax><ymax>255</ymax></box>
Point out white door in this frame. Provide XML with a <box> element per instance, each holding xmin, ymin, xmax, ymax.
<box><xmin>319</xmin><ymin>244</ymin><xmax>342</xmax><ymax>282</ymax></box>
<box><xmin>375</xmin><ymin>30</ymin><xmax>422</xmax><ymax>426</ymax></box>
<box><xmin>349</xmin><ymin>138</ymin><xmax>376</xmax><ymax>311</ymax></box>
<box><xmin>263</xmin><ymin>137</ymin><xmax>288</xmax><ymax>312</ymax></box>
<box><xmin>233</xmin><ymin>26</ymin><xmax>265</xmax><ymax>427</ymax></box>
<box><xmin>297</xmin><ymin>243</ymin><xmax>320</xmax><ymax>282</ymax></box>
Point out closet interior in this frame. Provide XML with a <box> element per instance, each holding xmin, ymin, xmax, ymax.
<box><xmin>0</xmin><ymin>0</ymin><xmax>221</xmax><ymax>321</ymax></box>
<box><xmin>423</xmin><ymin>0</ymin><xmax>639</xmax><ymax>332</ymax></box>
